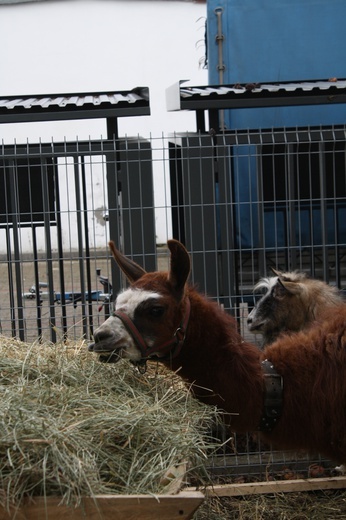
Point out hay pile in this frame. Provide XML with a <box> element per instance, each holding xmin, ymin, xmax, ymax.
<box><xmin>0</xmin><ymin>336</ymin><xmax>220</xmax><ymax>509</ymax></box>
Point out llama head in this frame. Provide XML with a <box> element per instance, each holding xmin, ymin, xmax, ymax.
<box><xmin>89</xmin><ymin>240</ymin><xmax>191</xmax><ymax>366</ymax></box>
<box><xmin>247</xmin><ymin>270</ymin><xmax>312</xmax><ymax>344</ymax></box>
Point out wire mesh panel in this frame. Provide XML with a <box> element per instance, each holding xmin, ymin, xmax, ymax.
<box><xmin>168</xmin><ymin>126</ymin><xmax>346</xmax><ymax>480</ymax></box>
<box><xmin>169</xmin><ymin>127</ymin><xmax>346</xmax><ymax>335</ymax></box>
<box><xmin>0</xmin><ymin>126</ymin><xmax>345</xmax><ymax>482</ymax></box>
<box><xmin>206</xmin><ymin>426</ymin><xmax>331</xmax><ymax>483</ymax></box>
<box><xmin>0</xmin><ymin>137</ymin><xmax>156</xmax><ymax>342</ymax></box>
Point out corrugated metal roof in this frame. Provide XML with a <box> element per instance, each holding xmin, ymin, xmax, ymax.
<box><xmin>166</xmin><ymin>79</ymin><xmax>346</xmax><ymax>111</ymax></box>
<box><xmin>0</xmin><ymin>88</ymin><xmax>150</xmax><ymax>123</ymax></box>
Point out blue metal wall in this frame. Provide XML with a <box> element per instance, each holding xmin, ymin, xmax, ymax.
<box><xmin>207</xmin><ymin>0</ymin><xmax>346</xmax><ymax>130</ymax></box>
<box><xmin>206</xmin><ymin>0</ymin><xmax>346</xmax><ymax>251</ymax></box>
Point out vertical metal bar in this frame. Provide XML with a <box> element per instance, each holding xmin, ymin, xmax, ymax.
<box><xmin>211</xmin><ymin>132</ymin><xmax>223</xmax><ymax>299</ymax></box>
<box><xmin>224</xmin><ymin>137</ymin><xmax>238</xmax><ymax>309</ymax></box>
<box><xmin>286</xmin><ymin>144</ymin><xmax>297</xmax><ymax>270</ymax></box>
<box><xmin>54</xmin><ymin>156</ymin><xmax>68</xmax><ymax>339</ymax></box>
<box><xmin>105</xmin><ymin>140</ymin><xmax>122</xmax><ymax>296</ymax></box>
<box><xmin>9</xmin><ymin>159</ymin><xmax>25</xmax><ymax>340</ymax></box>
<box><xmin>80</xmin><ymin>154</ymin><xmax>94</xmax><ymax>337</ymax></box>
<box><xmin>307</xmin><ymin>141</ymin><xmax>316</xmax><ymax>277</ymax></box>
<box><xmin>215</xmin><ymin>7</ymin><xmax>225</xmax><ymax>130</ymax></box>
<box><xmin>168</xmin><ymin>138</ymin><xmax>185</xmax><ymax>243</ymax></box>
<box><xmin>31</xmin><ymin>226</ymin><xmax>42</xmax><ymax>339</ymax></box>
<box><xmin>331</xmin><ymin>138</ymin><xmax>340</xmax><ymax>287</ymax></box>
<box><xmin>107</xmin><ymin>117</ymin><xmax>118</xmax><ymax>141</ymax></box>
<box><xmin>106</xmin><ymin>121</ymin><xmax>122</xmax><ymax>300</ymax></box>
<box><xmin>74</xmin><ymin>156</ymin><xmax>87</xmax><ymax>337</ymax></box>
<box><xmin>196</xmin><ymin>110</ymin><xmax>206</xmax><ymax>133</ymax></box>
<box><xmin>5</xmin><ymin>227</ymin><xmax>16</xmax><ymax>337</ymax></box>
<box><xmin>256</xmin><ymin>144</ymin><xmax>266</xmax><ymax>276</ymax></box>
<box><xmin>209</xmin><ymin>109</ymin><xmax>220</xmax><ymax>134</ymax></box>
<box><xmin>319</xmin><ymin>141</ymin><xmax>329</xmax><ymax>282</ymax></box>
<box><xmin>41</xmin><ymin>158</ymin><xmax>56</xmax><ymax>342</ymax></box>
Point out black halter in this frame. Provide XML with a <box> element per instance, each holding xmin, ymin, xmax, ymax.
<box><xmin>112</xmin><ymin>299</ymin><xmax>191</xmax><ymax>371</ymax></box>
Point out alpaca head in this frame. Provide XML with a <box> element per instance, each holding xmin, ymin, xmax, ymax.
<box><xmin>247</xmin><ymin>269</ymin><xmax>342</xmax><ymax>345</ymax></box>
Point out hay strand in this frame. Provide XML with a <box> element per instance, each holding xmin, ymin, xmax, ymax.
<box><xmin>0</xmin><ymin>336</ymin><xmax>221</xmax><ymax>510</ymax></box>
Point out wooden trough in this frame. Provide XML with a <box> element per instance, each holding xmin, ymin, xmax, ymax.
<box><xmin>0</xmin><ymin>491</ymin><xmax>204</xmax><ymax>520</ymax></box>
<box><xmin>190</xmin><ymin>475</ymin><xmax>346</xmax><ymax>497</ymax></box>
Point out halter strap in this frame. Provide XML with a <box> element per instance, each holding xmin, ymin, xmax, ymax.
<box><xmin>112</xmin><ymin>298</ymin><xmax>191</xmax><ymax>364</ymax></box>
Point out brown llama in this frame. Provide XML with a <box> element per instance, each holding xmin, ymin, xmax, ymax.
<box><xmin>247</xmin><ymin>269</ymin><xmax>344</xmax><ymax>346</ymax></box>
<box><xmin>89</xmin><ymin>240</ymin><xmax>346</xmax><ymax>468</ymax></box>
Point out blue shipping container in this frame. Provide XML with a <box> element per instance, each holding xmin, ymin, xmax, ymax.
<box><xmin>206</xmin><ymin>0</ymin><xmax>346</xmax><ymax>250</ymax></box>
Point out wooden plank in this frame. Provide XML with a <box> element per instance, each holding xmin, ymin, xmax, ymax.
<box><xmin>189</xmin><ymin>476</ymin><xmax>346</xmax><ymax>497</ymax></box>
<box><xmin>0</xmin><ymin>491</ymin><xmax>205</xmax><ymax>520</ymax></box>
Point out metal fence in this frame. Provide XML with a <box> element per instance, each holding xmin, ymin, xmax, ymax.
<box><xmin>1</xmin><ymin>126</ymin><xmax>345</xmax><ymax>481</ymax></box>
<box><xmin>0</xmin><ymin>137</ymin><xmax>157</xmax><ymax>342</ymax></box>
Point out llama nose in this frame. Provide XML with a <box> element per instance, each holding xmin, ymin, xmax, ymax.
<box><xmin>247</xmin><ymin>316</ymin><xmax>253</xmax><ymax>325</ymax></box>
<box><xmin>89</xmin><ymin>327</ymin><xmax>116</xmax><ymax>351</ymax></box>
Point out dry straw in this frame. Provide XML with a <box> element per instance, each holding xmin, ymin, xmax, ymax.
<box><xmin>0</xmin><ymin>336</ymin><xmax>221</xmax><ymax>510</ymax></box>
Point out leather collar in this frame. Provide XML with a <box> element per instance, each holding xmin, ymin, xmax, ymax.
<box><xmin>258</xmin><ymin>359</ymin><xmax>283</xmax><ymax>432</ymax></box>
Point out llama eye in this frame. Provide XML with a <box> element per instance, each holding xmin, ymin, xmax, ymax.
<box><xmin>149</xmin><ymin>306</ymin><xmax>165</xmax><ymax>318</ymax></box>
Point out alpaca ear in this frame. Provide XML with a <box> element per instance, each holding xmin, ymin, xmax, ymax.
<box><xmin>167</xmin><ymin>240</ymin><xmax>191</xmax><ymax>298</ymax></box>
<box><xmin>109</xmin><ymin>241</ymin><xmax>147</xmax><ymax>283</ymax></box>
<box><xmin>270</xmin><ymin>267</ymin><xmax>283</xmax><ymax>277</ymax></box>
<box><xmin>276</xmin><ymin>277</ymin><xmax>304</xmax><ymax>296</ymax></box>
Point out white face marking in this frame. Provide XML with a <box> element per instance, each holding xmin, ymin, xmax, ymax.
<box><xmin>91</xmin><ymin>288</ymin><xmax>163</xmax><ymax>363</ymax></box>
<box><xmin>116</xmin><ymin>288</ymin><xmax>162</xmax><ymax>318</ymax></box>
<box><xmin>247</xmin><ymin>277</ymin><xmax>278</xmax><ymax>330</ymax></box>
<box><xmin>253</xmin><ymin>276</ymin><xmax>277</xmax><ymax>294</ymax></box>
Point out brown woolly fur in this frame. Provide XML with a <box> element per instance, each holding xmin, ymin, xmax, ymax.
<box><xmin>263</xmin><ymin>307</ymin><xmax>346</xmax><ymax>462</ymax></box>
<box><xmin>91</xmin><ymin>240</ymin><xmax>346</xmax><ymax>467</ymax></box>
<box><xmin>247</xmin><ymin>269</ymin><xmax>344</xmax><ymax>345</ymax></box>
<box><xmin>131</xmin><ymin>271</ymin><xmax>264</xmax><ymax>433</ymax></box>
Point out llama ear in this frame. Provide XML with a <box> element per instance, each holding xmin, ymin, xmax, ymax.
<box><xmin>271</xmin><ymin>267</ymin><xmax>282</xmax><ymax>277</ymax></box>
<box><xmin>167</xmin><ymin>239</ymin><xmax>191</xmax><ymax>298</ymax></box>
<box><xmin>109</xmin><ymin>241</ymin><xmax>147</xmax><ymax>283</ymax></box>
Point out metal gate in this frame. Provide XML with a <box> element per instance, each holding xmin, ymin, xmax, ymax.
<box><xmin>0</xmin><ymin>137</ymin><xmax>156</xmax><ymax>342</ymax></box>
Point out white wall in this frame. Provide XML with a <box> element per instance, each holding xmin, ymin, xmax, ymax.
<box><xmin>0</xmin><ymin>0</ymin><xmax>208</xmax><ymax>249</ymax></box>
